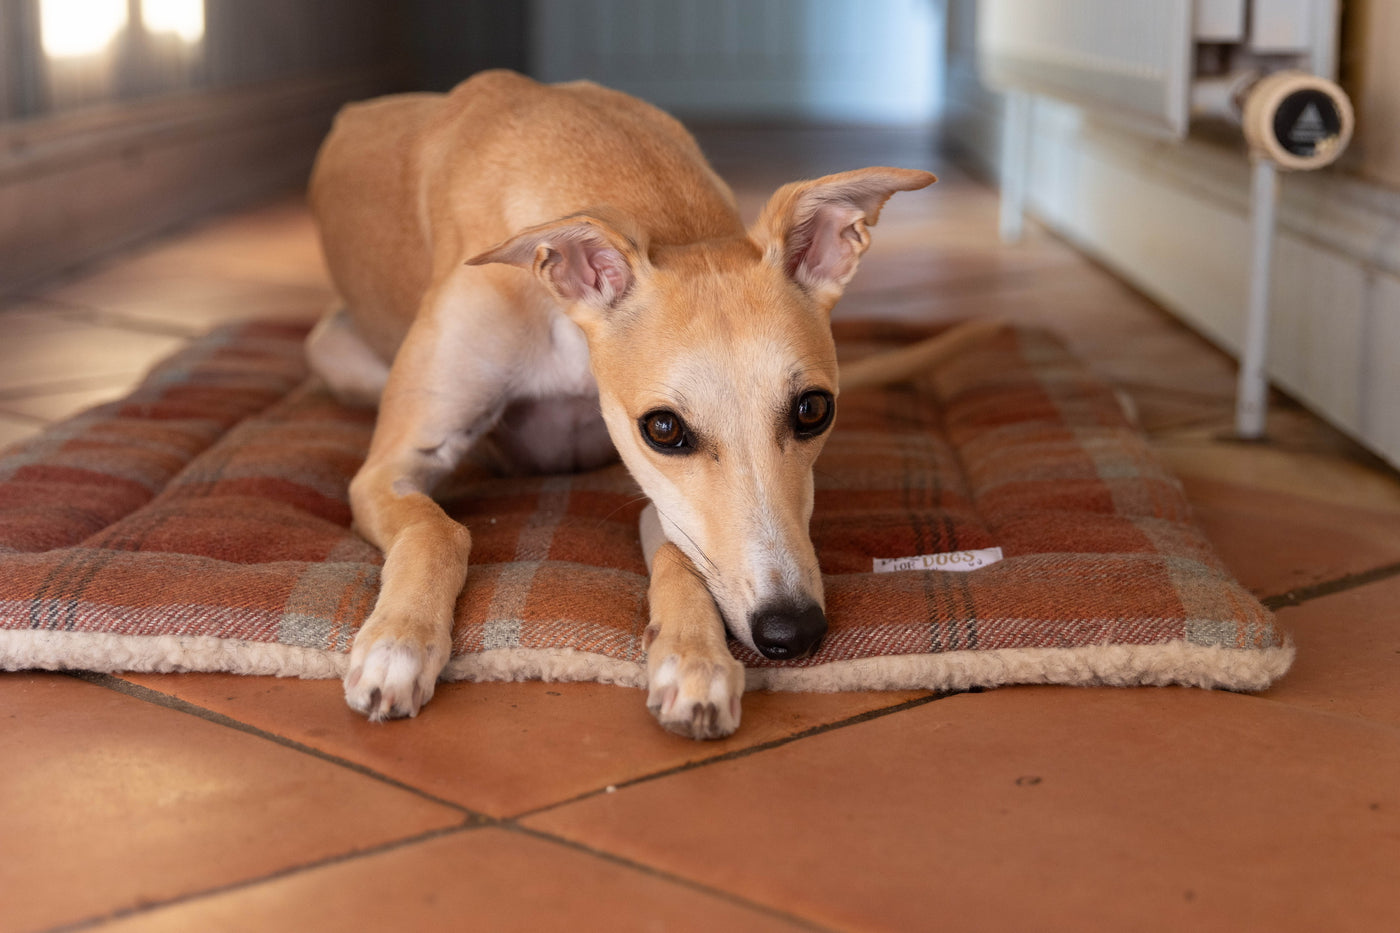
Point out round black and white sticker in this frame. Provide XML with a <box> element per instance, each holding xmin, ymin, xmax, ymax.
<box><xmin>1271</xmin><ymin>90</ymin><xmax>1343</xmax><ymax>158</ymax></box>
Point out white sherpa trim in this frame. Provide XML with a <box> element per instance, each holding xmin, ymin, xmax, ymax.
<box><xmin>442</xmin><ymin>647</ymin><xmax>647</xmax><ymax>688</ymax></box>
<box><xmin>0</xmin><ymin>630</ymin><xmax>346</xmax><ymax>679</ymax></box>
<box><xmin>1</xmin><ymin>630</ymin><xmax>1292</xmax><ymax>693</ymax></box>
<box><xmin>745</xmin><ymin>640</ymin><xmax>1296</xmax><ymax>693</ymax></box>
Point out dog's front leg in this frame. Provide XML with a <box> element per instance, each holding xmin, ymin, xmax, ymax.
<box><xmin>344</xmin><ymin>447</ymin><xmax>473</xmax><ymax>721</ymax></box>
<box><xmin>643</xmin><ymin>535</ymin><xmax>745</xmax><ymax>740</ymax></box>
<box><xmin>341</xmin><ymin>296</ymin><xmax>511</xmax><ymax>721</ymax></box>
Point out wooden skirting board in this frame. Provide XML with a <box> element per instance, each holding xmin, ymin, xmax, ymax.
<box><xmin>0</xmin><ymin>70</ymin><xmax>395</xmax><ymax>296</ymax></box>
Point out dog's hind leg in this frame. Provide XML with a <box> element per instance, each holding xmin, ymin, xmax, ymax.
<box><xmin>640</xmin><ymin>504</ymin><xmax>744</xmax><ymax>739</ymax></box>
<box><xmin>306</xmin><ymin>306</ymin><xmax>391</xmax><ymax>407</ymax></box>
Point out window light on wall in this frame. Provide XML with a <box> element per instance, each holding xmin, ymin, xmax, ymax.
<box><xmin>141</xmin><ymin>0</ymin><xmax>205</xmax><ymax>43</ymax></box>
<box><xmin>39</xmin><ymin>0</ymin><xmax>128</xmax><ymax>58</ymax></box>
<box><xmin>40</xmin><ymin>0</ymin><xmax>205</xmax><ymax>59</ymax></box>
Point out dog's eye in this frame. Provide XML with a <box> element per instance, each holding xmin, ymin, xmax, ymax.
<box><xmin>640</xmin><ymin>409</ymin><xmax>692</xmax><ymax>453</ymax></box>
<box><xmin>792</xmin><ymin>390</ymin><xmax>835</xmax><ymax>438</ymax></box>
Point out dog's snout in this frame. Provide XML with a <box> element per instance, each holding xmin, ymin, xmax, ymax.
<box><xmin>750</xmin><ymin>602</ymin><xmax>827</xmax><ymax>660</ymax></box>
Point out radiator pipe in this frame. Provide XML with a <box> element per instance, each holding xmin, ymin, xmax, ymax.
<box><xmin>1232</xmin><ymin>70</ymin><xmax>1354</xmax><ymax>439</ymax></box>
<box><xmin>1235</xmin><ymin>157</ymin><xmax>1279</xmax><ymax>439</ymax></box>
<box><xmin>998</xmin><ymin>91</ymin><xmax>1031</xmax><ymax>243</ymax></box>
<box><xmin>1190</xmin><ymin>73</ymin><xmax>1255</xmax><ymax>123</ymax></box>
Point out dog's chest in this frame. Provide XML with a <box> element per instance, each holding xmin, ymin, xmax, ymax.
<box><xmin>491</xmin><ymin>311</ymin><xmax>613</xmax><ymax>473</ymax></box>
<box><xmin>519</xmin><ymin>311</ymin><xmax>597</xmax><ymax>399</ymax></box>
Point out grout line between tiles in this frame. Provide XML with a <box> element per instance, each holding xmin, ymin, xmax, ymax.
<box><xmin>39</xmin><ymin>811</ymin><xmax>828</xmax><ymax>933</ymax></box>
<box><xmin>63</xmin><ymin>673</ymin><xmax>951</xmax><ymax>930</ymax></box>
<box><xmin>50</xmin><ymin>672</ymin><xmax>824</xmax><ymax>931</ymax></box>
<box><xmin>52</xmin><ymin>670</ymin><xmax>846</xmax><ymax>932</ymax></box>
<box><xmin>43</xmin><ymin>822</ymin><xmax>481</xmax><ymax>933</ymax></box>
<box><xmin>513</xmin><ymin>690</ymin><xmax>959</xmax><ymax>821</ymax></box>
<box><xmin>22</xmin><ymin>295</ymin><xmax>212</xmax><ymax>338</ymax></box>
<box><xmin>68</xmin><ymin>671</ymin><xmax>481</xmax><ymax>817</ymax></box>
<box><xmin>1140</xmin><ymin>416</ymin><xmax>1239</xmax><ymax>438</ymax></box>
<box><xmin>506</xmin><ymin>823</ymin><xmax>839</xmax><ymax>933</ymax></box>
<box><xmin>1262</xmin><ymin>559</ymin><xmax>1400</xmax><ymax>611</ymax></box>
<box><xmin>0</xmin><ymin>409</ymin><xmax>49</xmax><ymax>425</ymax></box>
<box><xmin>0</xmin><ymin>372</ymin><xmax>140</xmax><ymax>404</ymax></box>
<box><xmin>1109</xmin><ymin>379</ymin><xmax>1236</xmax><ymax>404</ymax></box>
<box><xmin>63</xmin><ymin>669</ymin><xmax>952</xmax><ymax>924</ymax></box>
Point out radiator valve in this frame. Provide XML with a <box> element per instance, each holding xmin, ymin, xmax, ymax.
<box><xmin>1241</xmin><ymin>70</ymin><xmax>1354</xmax><ymax>170</ymax></box>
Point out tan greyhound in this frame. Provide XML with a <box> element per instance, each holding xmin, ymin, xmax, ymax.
<box><xmin>307</xmin><ymin>69</ymin><xmax>956</xmax><ymax>738</ymax></box>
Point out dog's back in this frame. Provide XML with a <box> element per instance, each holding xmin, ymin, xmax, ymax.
<box><xmin>308</xmin><ymin>91</ymin><xmax>439</xmax><ymax>360</ymax></box>
<box><xmin>309</xmin><ymin>71</ymin><xmax>743</xmax><ymax>360</ymax></box>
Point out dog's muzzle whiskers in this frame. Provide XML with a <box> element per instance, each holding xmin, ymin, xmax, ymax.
<box><xmin>655</xmin><ymin>505</ymin><xmax>720</xmax><ymax>576</ymax></box>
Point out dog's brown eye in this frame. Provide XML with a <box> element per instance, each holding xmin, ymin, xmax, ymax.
<box><xmin>793</xmin><ymin>390</ymin><xmax>834</xmax><ymax>438</ymax></box>
<box><xmin>640</xmin><ymin>409</ymin><xmax>691</xmax><ymax>453</ymax></box>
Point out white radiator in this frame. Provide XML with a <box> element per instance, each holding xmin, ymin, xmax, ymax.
<box><xmin>977</xmin><ymin>0</ymin><xmax>1339</xmax><ymax>139</ymax></box>
<box><xmin>977</xmin><ymin>0</ymin><xmax>1350</xmax><ymax>441</ymax></box>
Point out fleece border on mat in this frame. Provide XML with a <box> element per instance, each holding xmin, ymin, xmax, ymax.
<box><xmin>0</xmin><ymin>630</ymin><xmax>1294</xmax><ymax>693</ymax></box>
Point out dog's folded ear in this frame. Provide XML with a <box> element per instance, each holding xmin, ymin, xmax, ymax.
<box><xmin>752</xmin><ymin>167</ymin><xmax>935</xmax><ymax>312</ymax></box>
<box><xmin>466</xmin><ymin>211</ymin><xmax>646</xmax><ymax>314</ymax></box>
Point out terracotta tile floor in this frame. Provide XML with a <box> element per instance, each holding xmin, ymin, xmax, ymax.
<box><xmin>3</xmin><ymin>126</ymin><xmax>1399</xmax><ymax>931</ymax></box>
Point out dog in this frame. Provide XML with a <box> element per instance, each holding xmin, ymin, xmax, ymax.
<box><xmin>307</xmin><ymin>69</ymin><xmax>966</xmax><ymax>738</ymax></box>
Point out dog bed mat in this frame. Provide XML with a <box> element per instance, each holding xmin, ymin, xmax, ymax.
<box><xmin>0</xmin><ymin>319</ymin><xmax>1292</xmax><ymax>692</ymax></box>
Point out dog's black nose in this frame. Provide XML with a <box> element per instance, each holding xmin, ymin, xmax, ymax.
<box><xmin>750</xmin><ymin>601</ymin><xmax>827</xmax><ymax>660</ymax></box>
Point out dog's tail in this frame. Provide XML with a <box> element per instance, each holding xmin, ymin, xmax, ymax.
<box><xmin>838</xmin><ymin>319</ymin><xmax>1011</xmax><ymax>392</ymax></box>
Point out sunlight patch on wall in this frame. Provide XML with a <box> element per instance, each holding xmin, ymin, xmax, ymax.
<box><xmin>142</xmin><ymin>0</ymin><xmax>205</xmax><ymax>44</ymax></box>
<box><xmin>40</xmin><ymin>0</ymin><xmax>204</xmax><ymax>59</ymax></box>
<box><xmin>39</xmin><ymin>0</ymin><xmax>128</xmax><ymax>58</ymax></box>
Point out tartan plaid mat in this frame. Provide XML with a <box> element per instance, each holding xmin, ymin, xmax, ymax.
<box><xmin>0</xmin><ymin>319</ymin><xmax>1291</xmax><ymax>692</ymax></box>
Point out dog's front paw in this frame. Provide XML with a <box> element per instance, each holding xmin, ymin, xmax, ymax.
<box><xmin>344</xmin><ymin>623</ymin><xmax>449</xmax><ymax>722</ymax></box>
<box><xmin>646</xmin><ymin>651</ymin><xmax>744</xmax><ymax>740</ymax></box>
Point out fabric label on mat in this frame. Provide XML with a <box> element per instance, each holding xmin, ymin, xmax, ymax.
<box><xmin>873</xmin><ymin>547</ymin><xmax>1004</xmax><ymax>574</ymax></box>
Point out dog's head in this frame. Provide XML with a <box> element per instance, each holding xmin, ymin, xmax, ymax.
<box><xmin>469</xmin><ymin>167</ymin><xmax>934</xmax><ymax>659</ymax></box>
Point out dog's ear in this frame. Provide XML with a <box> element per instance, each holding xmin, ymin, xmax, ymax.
<box><xmin>467</xmin><ymin>211</ymin><xmax>646</xmax><ymax>313</ymax></box>
<box><xmin>751</xmin><ymin>167</ymin><xmax>935</xmax><ymax>312</ymax></box>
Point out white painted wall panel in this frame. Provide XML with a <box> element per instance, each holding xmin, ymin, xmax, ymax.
<box><xmin>1267</xmin><ymin>237</ymin><xmax>1368</xmax><ymax>427</ymax></box>
<box><xmin>1361</xmin><ymin>275</ymin><xmax>1400</xmax><ymax>461</ymax></box>
<box><xmin>531</xmin><ymin>0</ymin><xmax>943</xmax><ymax>123</ymax></box>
